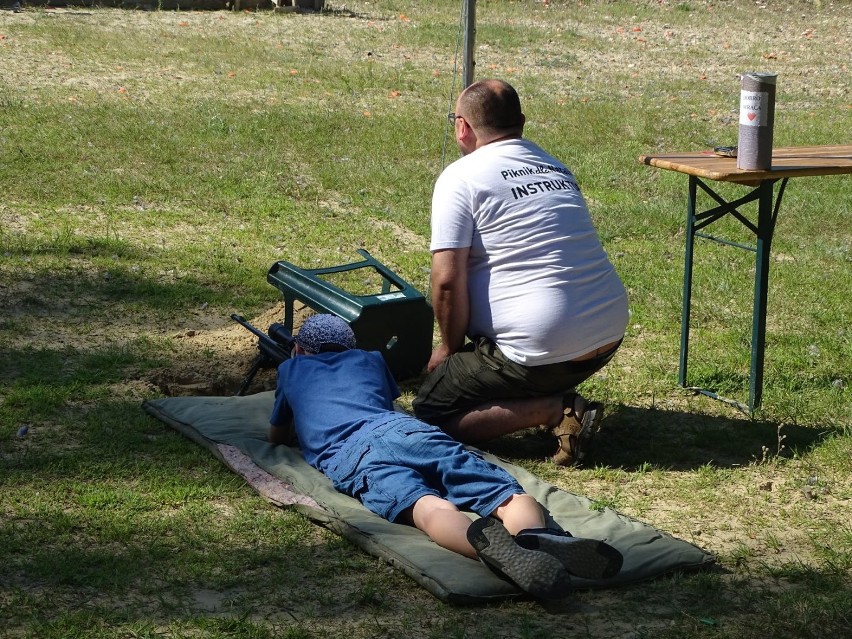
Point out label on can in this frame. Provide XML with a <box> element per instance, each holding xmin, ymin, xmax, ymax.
<box><xmin>739</xmin><ymin>90</ymin><xmax>769</xmax><ymax>126</ymax></box>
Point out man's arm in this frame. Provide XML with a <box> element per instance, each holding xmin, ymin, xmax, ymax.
<box><xmin>428</xmin><ymin>247</ymin><xmax>470</xmax><ymax>372</ymax></box>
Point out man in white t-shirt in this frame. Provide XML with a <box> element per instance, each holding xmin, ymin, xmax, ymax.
<box><xmin>412</xmin><ymin>79</ymin><xmax>629</xmax><ymax>466</ymax></box>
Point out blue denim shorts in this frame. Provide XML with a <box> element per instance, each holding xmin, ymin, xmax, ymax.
<box><xmin>322</xmin><ymin>416</ymin><xmax>523</xmax><ymax>523</ymax></box>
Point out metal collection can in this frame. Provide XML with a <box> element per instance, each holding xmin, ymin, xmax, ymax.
<box><xmin>737</xmin><ymin>72</ymin><xmax>777</xmax><ymax>171</ymax></box>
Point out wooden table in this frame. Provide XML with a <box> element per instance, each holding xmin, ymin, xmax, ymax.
<box><xmin>639</xmin><ymin>145</ymin><xmax>852</xmax><ymax>411</ymax></box>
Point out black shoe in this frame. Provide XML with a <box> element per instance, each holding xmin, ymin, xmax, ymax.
<box><xmin>514</xmin><ymin>528</ymin><xmax>623</xmax><ymax>579</ymax></box>
<box><xmin>12</xmin><ymin>1</ymin><xmax>21</xmax><ymax>12</ymax></box>
<box><xmin>467</xmin><ymin>517</ymin><xmax>572</xmax><ymax>600</ymax></box>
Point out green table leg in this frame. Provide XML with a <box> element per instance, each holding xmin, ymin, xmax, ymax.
<box><xmin>678</xmin><ymin>177</ymin><xmax>698</xmax><ymax>389</ymax></box>
<box><xmin>678</xmin><ymin>176</ymin><xmax>788</xmax><ymax>411</ymax></box>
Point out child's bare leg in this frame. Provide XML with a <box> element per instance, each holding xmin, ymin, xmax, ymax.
<box><xmin>410</xmin><ymin>495</ymin><xmax>478</xmax><ymax>558</ymax></box>
<box><xmin>491</xmin><ymin>493</ymin><xmax>545</xmax><ymax>534</ymax></box>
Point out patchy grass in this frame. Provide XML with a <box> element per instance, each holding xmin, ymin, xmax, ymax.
<box><xmin>1</xmin><ymin>2</ymin><xmax>850</xmax><ymax>638</ymax></box>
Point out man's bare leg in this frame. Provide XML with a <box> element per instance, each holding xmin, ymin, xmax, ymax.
<box><xmin>440</xmin><ymin>394</ymin><xmax>595</xmax><ymax>444</ymax></box>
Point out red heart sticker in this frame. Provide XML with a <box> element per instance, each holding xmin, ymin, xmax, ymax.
<box><xmin>747</xmin><ymin>112</ymin><xmax>757</xmax><ymax>121</ymax></box>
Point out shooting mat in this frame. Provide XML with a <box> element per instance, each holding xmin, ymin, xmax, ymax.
<box><xmin>142</xmin><ymin>392</ymin><xmax>714</xmax><ymax>604</ymax></box>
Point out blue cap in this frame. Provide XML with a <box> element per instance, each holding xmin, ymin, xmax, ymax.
<box><xmin>295</xmin><ymin>314</ymin><xmax>356</xmax><ymax>354</ymax></box>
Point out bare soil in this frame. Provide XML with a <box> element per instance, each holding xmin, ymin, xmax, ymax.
<box><xmin>145</xmin><ymin>302</ymin><xmax>312</xmax><ymax>397</ymax></box>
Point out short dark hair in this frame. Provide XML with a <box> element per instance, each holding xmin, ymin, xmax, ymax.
<box><xmin>458</xmin><ymin>79</ymin><xmax>524</xmax><ymax>135</ymax></box>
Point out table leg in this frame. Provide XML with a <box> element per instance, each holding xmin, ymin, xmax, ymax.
<box><xmin>750</xmin><ymin>184</ymin><xmax>770</xmax><ymax>409</ymax></box>
<box><xmin>678</xmin><ymin>177</ymin><xmax>787</xmax><ymax>412</ymax></box>
<box><xmin>748</xmin><ymin>179</ymin><xmax>786</xmax><ymax>409</ymax></box>
<box><xmin>679</xmin><ymin>176</ymin><xmax>698</xmax><ymax>388</ymax></box>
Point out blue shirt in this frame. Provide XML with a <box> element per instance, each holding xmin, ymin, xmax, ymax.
<box><xmin>269</xmin><ymin>350</ymin><xmax>402</xmax><ymax>472</ymax></box>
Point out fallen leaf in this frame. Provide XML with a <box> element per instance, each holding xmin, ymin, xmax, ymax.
<box><xmin>227</xmin><ymin>71</ymin><xmax>236</xmax><ymax>78</ymax></box>
<box><xmin>118</xmin><ymin>87</ymin><xmax>127</xmax><ymax>93</ymax></box>
<box><xmin>363</xmin><ymin>111</ymin><xmax>372</xmax><ymax>117</ymax></box>
<box><xmin>290</xmin><ymin>69</ymin><xmax>299</xmax><ymax>75</ymax></box>
<box><xmin>389</xmin><ymin>90</ymin><xmax>401</xmax><ymax>98</ymax></box>
<box><xmin>179</xmin><ymin>21</ymin><xmax>189</xmax><ymax>27</ymax></box>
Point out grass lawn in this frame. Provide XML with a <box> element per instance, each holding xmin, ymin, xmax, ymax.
<box><xmin>1</xmin><ymin>1</ymin><xmax>850</xmax><ymax>637</ymax></box>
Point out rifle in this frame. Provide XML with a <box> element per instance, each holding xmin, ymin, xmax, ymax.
<box><xmin>231</xmin><ymin>313</ymin><xmax>295</xmax><ymax>396</ymax></box>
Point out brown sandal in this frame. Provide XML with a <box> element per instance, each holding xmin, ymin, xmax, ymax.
<box><xmin>552</xmin><ymin>393</ymin><xmax>603</xmax><ymax>466</ymax></box>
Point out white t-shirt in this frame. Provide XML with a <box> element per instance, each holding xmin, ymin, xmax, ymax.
<box><xmin>431</xmin><ymin>138</ymin><xmax>629</xmax><ymax>365</ymax></box>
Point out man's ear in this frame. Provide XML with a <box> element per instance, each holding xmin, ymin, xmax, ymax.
<box><xmin>457</xmin><ymin>119</ymin><xmax>478</xmax><ymax>154</ymax></box>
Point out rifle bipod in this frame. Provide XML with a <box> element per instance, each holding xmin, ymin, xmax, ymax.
<box><xmin>231</xmin><ymin>313</ymin><xmax>294</xmax><ymax>396</ymax></box>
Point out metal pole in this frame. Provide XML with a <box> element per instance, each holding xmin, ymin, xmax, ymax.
<box><xmin>462</xmin><ymin>0</ymin><xmax>476</xmax><ymax>88</ymax></box>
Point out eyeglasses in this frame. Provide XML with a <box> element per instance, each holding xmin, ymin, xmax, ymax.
<box><xmin>447</xmin><ymin>112</ymin><xmax>463</xmax><ymax>124</ymax></box>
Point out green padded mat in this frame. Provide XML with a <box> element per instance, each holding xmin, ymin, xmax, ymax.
<box><xmin>142</xmin><ymin>392</ymin><xmax>714</xmax><ymax>604</ymax></box>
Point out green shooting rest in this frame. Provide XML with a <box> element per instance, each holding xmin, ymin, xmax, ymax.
<box><xmin>267</xmin><ymin>249</ymin><xmax>434</xmax><ymax>381</ymax></box>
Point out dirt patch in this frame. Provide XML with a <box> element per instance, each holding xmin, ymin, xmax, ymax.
<box><xmin>145</xmin><ymin>302</ymin><xmax>313</xmax><ymax>397</ymax></box>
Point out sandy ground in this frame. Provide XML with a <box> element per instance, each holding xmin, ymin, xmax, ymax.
<box><xmin>144</xmin><ymin>302</ymin><xmax>312</xmax><ymax>397</ymax></box>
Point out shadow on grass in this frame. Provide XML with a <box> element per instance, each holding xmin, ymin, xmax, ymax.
<box><xmin>0</xmin><ymin>228</ymin><xmax>272</xmax><ymax>321</ymax></box>
<box><xmin>1</xmin><ymin>332</ymin><xmax>837</xmax><ymax>475</ymax></box>
<box><xmin>1</xmin><ymin>262</ymin><xmax>251</xmax><ymax>317</ymax></box>
<box><xmin>1</xmin><ymin>399</ymin><xmax>383</xmax><ymax>624</ymax></box>
<box><xmin>483</xmin><ymin>404</ymin><xmax>834</xmax><ymax>472</ymax></box>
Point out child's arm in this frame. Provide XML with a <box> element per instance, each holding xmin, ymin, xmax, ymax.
<box><xmin>268</xmin><ymin>420</ymin><xmax>298</xmax><ymax>446</ymax></box>
<box><xmin>269</xmin><ymin>375</ymin><xmax>296</xmax><ymax>445</ymax></box>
